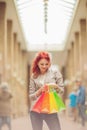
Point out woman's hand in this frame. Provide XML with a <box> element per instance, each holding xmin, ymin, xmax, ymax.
<box><xmin>47</xmin><ymin>83</ymin><xmax>64</xmax><ymax>94</ymax></box>
<box><xmin>40</xmin><ymin>85</ymin><xmax>48</xmax><ymax>92</ymax></box>
<box><xmin>46</xmin><ymin>83</ymin><xmax>64</xmax><ymax>94</ymax></box>
<box><xmin>35</xmin><ymin>85</ymin><xmax>48</xmax><ymax>97</ymax></box>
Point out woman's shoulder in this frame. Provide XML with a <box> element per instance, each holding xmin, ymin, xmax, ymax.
<box><xmin>49</xmin><ymin>66</ymin><xmax>58</xmax><ymax>72</ymax></box>
<box><xmin>30</xmin><ymin>73</ymin><xmax>39</xmax><ymax>79</ymax></box>
<box><xmin>30</xmin><ymin>73</ymin><xmax>35</xmax><ymax>79</ymax></box>
<box><xmin>48</xmin><ymin>66</ymin><xmax>61</xmax><ymax>75</ymax></box>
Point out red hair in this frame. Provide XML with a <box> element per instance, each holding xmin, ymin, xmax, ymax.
<box><xmin>31</xmin><ymin>51</ymin><xmax>51</xmax><ymax>77</ymax></box>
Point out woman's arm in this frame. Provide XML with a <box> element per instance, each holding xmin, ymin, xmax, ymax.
<box><xmin>29</xmin><ymin>77</ymin><xmax>42</xmax><ymax>100</ymax></box>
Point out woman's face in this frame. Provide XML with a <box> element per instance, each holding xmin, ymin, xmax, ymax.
<box><xmin>38</xmin><ymin>58</ymin><xmax>50</xmax><ymax>74</ymax></box>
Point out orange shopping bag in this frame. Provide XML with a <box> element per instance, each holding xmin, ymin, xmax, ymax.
<box><xmin>41</xmin><ymin>92</ymin><xmax>50</xmax><ymax>113</ymax></box>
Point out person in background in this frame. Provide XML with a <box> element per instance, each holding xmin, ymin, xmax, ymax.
<box><xmin>75</xmin><ymin>78</ymin><xmax>86</xmax><ymax>127</ymax></box>
<box><xmin>68</xmin><ymin>87</ymin><xmax>77</xmax><ymax>121</ymax></box>
<box><xmin>0</xmin><ymin>82</ymin><xmax>13</xmax><ymax>130</ymax></box>
<box><xmin>29</xmin><ymin>51</ymin><xmax>64</xmax><ymax>130</ymax></box>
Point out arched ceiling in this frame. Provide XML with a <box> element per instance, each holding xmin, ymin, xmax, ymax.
<box><xmin>16</xmin><ymin>0</ymin><xmax>78</xmax><ymax>51</ymax></box>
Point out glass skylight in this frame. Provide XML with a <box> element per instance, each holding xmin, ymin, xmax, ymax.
<box><xmin>16</xmin><ymin>0</ymin><xmax>77</xmax><ymax>51</ymax></box>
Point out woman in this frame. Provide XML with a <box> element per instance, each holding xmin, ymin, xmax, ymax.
<box><xmin>29</xmin><ymin>51</ymin><xmax>64</xmax><ymax>130</ymax></box>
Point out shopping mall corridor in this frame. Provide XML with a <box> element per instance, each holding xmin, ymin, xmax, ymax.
<box><xmin>0</xmin><ymin>0</ymin><xmax>87</xmax><ymax>130</ymax></box>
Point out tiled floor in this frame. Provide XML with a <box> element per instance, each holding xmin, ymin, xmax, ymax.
<box><xmin>1</xmin><ymin>113</ymin><xmax>87</xmax><ymax>130</ymax></box>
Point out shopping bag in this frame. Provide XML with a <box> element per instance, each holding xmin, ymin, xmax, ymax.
<box><xmin>41</xmin><ymin>92</ymin><xmax>50</xmax><ymax>113</ymax></box>
<box><xmin>53</xmin><ymin>91</ymin><xmax>66</xmax><ymax>112</ymax></box>
<box><xmin>32</xmin><ymin>84</ymin><xmax>66</xmax><ymax>114</ymax></box>
<box><xmin>49</xmin><ymin>92</ymin><xmax>59</xmax><ymax>113</ymax></box>
<box><xmin>32</xmin><ymin>92</ymin><xmax>45</xmax><ymax>113</ymax></box>
<box><xmin>32</xmin><ymin>85</ymin><xmax>49</xmax><ymax>113</ymax></box>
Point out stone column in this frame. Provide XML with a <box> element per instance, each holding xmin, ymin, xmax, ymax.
<box><xmin>69</xmin><ymin>42</ymin><xmax>74</xmax><ymax>79</ymax></box>
<box><xmin>12</xmin><ymin>33</ymin><xmax>18</xmax><ymax>117</ymax></box>
<box><xmin>17</xmin><ymin>42</ymin><xmax>22</xmax><ymax>116</ymax></box>
<box><xmin>17</xmin><ymin>42</ymin><xmax>21</xmax><ymax>82</ymax></box>
<box><xmin>74</xmin><ymin>32</ymin><xmax>81</xmax><ymax>78</ymax></box>
<box><xmin>7</xmin><ymin>20</ymin><xmax>13</xmax><ymax>83</ymax></box>
<box><xmin>65</xmin><ymin>49</ymin><xmax>72</xmax><ymax>94</ymax></box>
<box><xmin>23</xmin><ymin>51</ymin><xmax>29</xmax><ymax>115</ymax></box>
<box><xmin>71</xmin><ymin>41</ymin><xmax>75</xmax><ymax>78</ymax></box>
<box><xmin>0</xmin><ymin>2</ymin><xmax>7</xmax><ymax>82</ymax></box>
<box><xmin>73</xmin><ymin>35</ymin><xmax>77</xmax><ymax>75</ymax></box>
<box><xmin>65</xmin><ymin>50</ymin><xmax>70</xmax><ymax>79</ymax></box>
<box><xmin>13</xmin><ymin>33</ymin><xmax>18</xmax><ymax>77</ymax></box>
<box><xmin>21</xmin><ymin>50</ymin><xmax>26</xmax><ymax>86</ymax></box>
<box><xmin>80</xmin><ymin>19</ymin><xmax>87</xmax><ymax>81</ymax></box>
<box><xmin>20</xmin><ymin>50</ymin><xmax>28</xmax><ymax>115</ymax></box>
<box><xmin>67</xmin><ymin>49</ymin><xmax>73</xmax><ymax>80</ymax></box>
